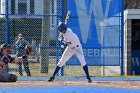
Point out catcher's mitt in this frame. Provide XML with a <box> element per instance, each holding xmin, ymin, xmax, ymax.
<box><xmin>25</xmin><ymin>46</ymin><xmax>32</xmax><ymax>55</ymax></box>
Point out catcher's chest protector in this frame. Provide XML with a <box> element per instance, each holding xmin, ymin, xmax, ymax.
<box><xmin>0</xmin><ymin>53</ymin><xmax>17</xmax><ymax>82</ymax></box>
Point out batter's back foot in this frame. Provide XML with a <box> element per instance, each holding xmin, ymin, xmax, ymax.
<box><xmin>87</xmin><ymin>77</ymin><xmax>92</xmax><ymax>83</ymax></box>
<box><xmin>47</xmin><ymin>76</ymin><xmax>55</xmax><ymax>82</ymax></box>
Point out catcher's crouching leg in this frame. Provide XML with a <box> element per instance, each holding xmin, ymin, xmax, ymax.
<box><xmin>0</xmin><ymin>73</ymin><xmax>17</xmax><ymax>82</ymax></box>
<box><xmin>8</xmin><ymin>74</ymin><xmax>17</xmax><ymax>82</ymax></box>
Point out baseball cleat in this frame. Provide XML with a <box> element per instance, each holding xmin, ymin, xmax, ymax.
<box><xmin>87</xmin><ymin>78</ymin><xmax>92</xmax><ymax>83</ymax></box>
<box><xmin>47</xmin><ymin>76</ymin><xmax>55</xmax><ymax>82</ymax></box>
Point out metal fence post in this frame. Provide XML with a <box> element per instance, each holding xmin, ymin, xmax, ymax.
<box><xmin>40</xmin><ymin>0</ymin><xmax>50</xmax><ymax>73</ymax></box>
<box><xmin>5</xmin><ymin>0</ymin><xmax>9</xmax><ymax>44</ymax></box>
<box><xmin>121</xmin><ymin>0</ymin><xmax>124</xmax><ymax>76</ymax></box>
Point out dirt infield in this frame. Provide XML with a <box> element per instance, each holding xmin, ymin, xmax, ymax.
<box><xmin>1</xmin><ymin>80</ymin><xmax>140</xmax><ymax>89</ymax></box>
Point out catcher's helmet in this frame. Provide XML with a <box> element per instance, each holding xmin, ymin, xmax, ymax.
<box><xmin>58</xmin><ymin>22</ymin><xmax>67</xmax><ymax>32</ymax></box>
<box><xmin>0</xmin><ymin>44</ymin><xmax>11</xmax><ymax>52</ymax></box>
<box><xmin>0</xmin><ymin>44</ymin><xmax>11</xmax><ymax>49</ymax></box>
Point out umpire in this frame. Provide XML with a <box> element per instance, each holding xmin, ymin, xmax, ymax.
<box><xmin>15</xmin><ymin>34</ymin><xmax>31</xmax><ymax>76</ymax></box>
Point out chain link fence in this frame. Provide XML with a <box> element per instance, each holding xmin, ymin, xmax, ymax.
<box><xmin>0</xmin><ymin>0</ymin><xmax>124</xmax><ymax>78</ymax></box>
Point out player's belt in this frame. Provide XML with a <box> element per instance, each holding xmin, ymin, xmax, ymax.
<box><xmin>71</xmin><ymin>45</ymin><xmax>79</xmax><ymax>49</ymax></box>
<box><xmin>76</xmin><ymin>45</ymin><xmax>79</xmax><ymax>47</ymax></box>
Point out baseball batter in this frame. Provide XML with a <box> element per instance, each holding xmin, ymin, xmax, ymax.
<box><xmin>48</xmin><ymin>22</ymin><xmax>92</xmax><ymax>83</ymax></box>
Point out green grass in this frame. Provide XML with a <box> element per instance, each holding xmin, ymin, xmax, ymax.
<box><xmin>9</xmin><ymin>62</ymin><xmax>54</xmax><ymax>77</ymax></box>
<box><xmin>8</xmin><ymin>62</ymin><xmax>103</xmax><ymax>78</ymax></box>
<box><xmin>8</xmin><ymin>62</ymin><xmax>133</xmax><ymax>78</ymax></box>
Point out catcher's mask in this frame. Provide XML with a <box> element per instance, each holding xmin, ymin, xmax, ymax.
<box><xmin>0</xmin><ymin>44</ymin><xmax>11</xmax><ymax>49</ymax></box>
<box><xmin>0</xmin><ymin>44</ymin><xmax>11</xmax><ymax>52</ymax></box>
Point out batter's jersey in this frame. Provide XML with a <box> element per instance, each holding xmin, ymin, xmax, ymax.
<box><xmin>63</xmin><ymin>28</ymin><xmax>81</xmax><ymax>48</ymax></box>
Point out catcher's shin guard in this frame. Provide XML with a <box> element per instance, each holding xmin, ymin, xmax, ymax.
<box><xmin>0</xmin><ymin>73</ymin><xmax>17</xmax><ymax>82</ymax></box>
<box><xmin>48</xmin><ymin>76</ymin><xmax>55</xmax><ymax>82</ymax></box>
<box><xmin>9</xmin><ymin>74</ymin><xmax>17</xmax><ymax>82</ymax></box>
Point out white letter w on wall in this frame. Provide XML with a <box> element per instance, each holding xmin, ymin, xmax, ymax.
<box><xmin>75</xmin><ymin>0</ymin><xmax>111</xmax><ymax>44</ymax></box>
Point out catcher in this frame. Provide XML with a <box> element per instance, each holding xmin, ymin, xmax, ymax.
<box><xmin>15</xmin><ymin>34</ymin><xmax>32</xmax><ymax>76</ymax></box>
<box><xmin>0</xmin><ymin>44</ymin><xmax>26</xmax><ymax>82</ymax></box>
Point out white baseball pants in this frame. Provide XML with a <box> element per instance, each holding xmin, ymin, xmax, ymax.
<box><xmin>57</xmin><ymin>45</ymin><xmax>86</xmax><ymax>67</ymax></box>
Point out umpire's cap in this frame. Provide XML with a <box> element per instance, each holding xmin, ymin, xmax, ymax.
<box><xmin>58</xmin><ymin>22</ymin><xmax>67</xmax><ymax>32</ymax></box>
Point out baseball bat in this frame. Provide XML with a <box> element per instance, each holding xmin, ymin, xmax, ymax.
<box><xmin>65</xmin><ymin>10</ymin><xmax>71</xmax><ymax>25</ymax></box>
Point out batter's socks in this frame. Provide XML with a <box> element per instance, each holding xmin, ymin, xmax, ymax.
<box><xmin>48</xmin><ymin>66</ymin><xmax>61</xmax><ymax>82</ymax></box>
<box><xmin>53</xmin><ymin>66</ymin><xmax>61</xmax><ymax>77</ymax></box>
<box><xmin>83</xmin><ymin>65</ymin><xmax>92</xmax><ymax>83</ymax></box>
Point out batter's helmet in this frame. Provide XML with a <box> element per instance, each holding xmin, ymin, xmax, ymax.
<box><xmin>58</xmin><ymin>22</ymin><xmax>67</xmax><ymax>32</ymax></box>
